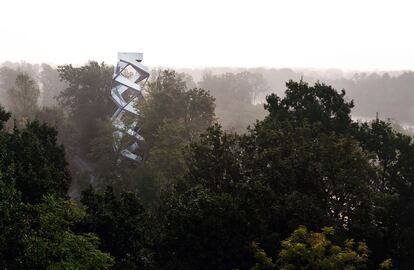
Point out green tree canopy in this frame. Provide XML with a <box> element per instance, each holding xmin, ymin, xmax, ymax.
<box><xmin>138</xmin><ymin>69</ymin><xmax>215</xmax><ymax>183</ymax></box>
<box><xmin>0</xmin><ymin>107</ymin><xmax>113</xmax><ymax>269</ymax></box>
<box><xmin>80</xmin><ymin>186</ymin><xmax>153</xmax><ymax>269</ymax></box>
<box><xmin>252</xmin><ymin>226</ymin><xmax>371</xmax><ymax>270</ymax></box>
<box><xmin>57</xmin><ymin>61</ymin><xmax>114</xmax><ymax>155</ymax></box>
<box><xmin>0</xmin><ymin>107</ymin><xmax>70</xmax><ymax>204</ymax></box>
<box><xmin>23</xmin><ymin>195</ymin><xmax>114</xmax><ymax>270</ymax></box>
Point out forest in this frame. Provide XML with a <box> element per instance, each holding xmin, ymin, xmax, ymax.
<box><xmin>1</xmin><ymin>61</ymin><xmax>414</xmax><ymax>269</ymax></box>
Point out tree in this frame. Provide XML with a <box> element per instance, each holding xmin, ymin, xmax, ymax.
<box><xmin>252</xmin><ymin>226</ymin><xmax>393</xmax><ymax>270</ymax></box>
<box><xmin>23</xmin><ymin>195</ymin><xmax>114</xmax><ymax>270</ymax></box>
<box><xmin>264</xmin><ymin>80</ymin><xmax>355</xmax><ymax>134</ymax></box>
<box><xmin>7</xmin><ymin>72</ymin><xmax>40</xmax><ymax>121</ymax></box>
<box><xmin>199</xmin><ymin>71</ymin><xmax>268</xmax><ymax>132</ymax></box>
<box><xmin>0</xmin><ymin>178</ymin><xmax>27</xmax><ymax>269</ymax></box>
<box><xmin>139</xmin><ymin>70</ymin><xmax>215</xmax><ymax>183</ymax></box>
<box><xmin>39</xmin><ymin>63</ymin><xmax>66</xmax><ymax>107</ymax></box>
<box><xmin>200</xmin><ymin>71</ymin><xmax>268</xmax><ymax>109</ymax></box>
<box><xmin>0</xmin><ymin>107</ymin><xmax>112</xmax><ymax>269</ymax></box>
<box><xmin>184</xmin><ymin>81</ymin><xmax>375</xmax><ymax>229</ymax></box>
<box><xmin>277</xmin><ymin>226</ymin><xmax>368</xmax><ymax>270</ymax></box>
<box><xmin>0</xmin><ymin>63</ymin><xmax>40</xmax><ymax>110</ymax></box>
<box><xmin>155</xmin><ymin>185</ymin><xmax>253</xmax><ymax>270</ymax></box>
<box><xmin>353</xmin><ymin>119</ymin><xmax>414</xmax><ymax>269</ymax></box>
<box><xmin>35</xmin><ymin>106</ymin><xmax>76</xmax><ymax>156</ymax></box>
<box><xmin>0</xmin><ymin>175</ymin><xmax>113</xmax><ymax>270</ymax></box>
<box><xmin>86</xmin><ymin>119</ymin><xmax>161</xmax><ymax>206</ymax></box>
<box><xmin>80</xmin><ymin>186</ymin><xmax>153</xmax><ymax>269</ymax></box>
<box><xmin>161</xmin><ymin>80</ymin><xmax>387</xmax><ymax>269</ymax></box>
<box><xmin>0</xmin><ymin>108</ymin><xmax>71</xmax><ymax>204</ymax></box>
<box><xmin>0</xmin><ymin>66</ymin><xmax>18</xmax><ymax>108</ymax></box>
<box><xmin>252</xmin><ymin>226</ymin><xmax>369</xmax><ymax>270</ymax></box>
<box><xmin>0</xmin><ymin>107</ymin><xmax>10</xmax><ymax>130</ymax></box>
<box><xmin>57</xmin><ymin>61</ymin><xmax>114</xmax><ymax>156</ymax></box>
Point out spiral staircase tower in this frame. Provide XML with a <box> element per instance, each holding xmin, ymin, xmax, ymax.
<box><xmin>110</xmin><ymin>52</ymin><xmax>149</xmax><ymax>161</ymax></box>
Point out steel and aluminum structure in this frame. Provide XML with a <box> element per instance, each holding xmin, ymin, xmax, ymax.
<box><xmin>110</xmin><ymin>52</ymin><xmax>149</xmax><ymax>161</ymax></box>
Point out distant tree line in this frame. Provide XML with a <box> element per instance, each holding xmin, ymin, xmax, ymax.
<box><xmin>183</xmin><ymin>67</ymin><xmax>414</xmax><ymax>126</ymax></box>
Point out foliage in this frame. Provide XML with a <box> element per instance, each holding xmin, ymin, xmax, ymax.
<box><xmin>252</xmin><ymin>226</ymin><xmax>394</xmax><ymax>270</ymax></box>
<box><xmin>39</xmin><ymin>63</ymin><xmax>67</xmax><ymax>107</ymax></box>
<box><xmin>35</xmin><ymin>106</ymin><xmax>76</xmax><ymax>156</ymax></box>
<box><xmin>7</xmin><ymin>72</ymin><xmax>40</xmax><ymax>121</ymax></box>
<box><xmin>199</xmin><ymin>71</ymin><xmax>268</xmax><ymax>132</ymax></box>
<box><xmin>200</xmin><ymin>71</ymin><xmax>268</xmax><ymax>108</ymax></box>
<box><xmin>155</xmin><ymin>185</ymin><xmax>252</xmax><ymax>270</ymax></box>
<box><xmin>4</xmin><ymin>61</ymin><xmax>414</xmax><ymax>270</ymax></box>
<box><xmin>88</xmin><ymin>119</ymin><xmax>162</xmax><ymax>206</ymax></box>
<box><xmin>0</xmin><ymin>66</ymin><xmax>19</xmax><ymax>108</ymax></box>
<box><xmin>353</xmin><ymin>119</ymin><xmax>414</xmax><ymax>268</ymax></box>
<box><xmin>329</xmin><ymin>72</ymin><xmax>414</xmax><ymax>124</ymax></box>
<box><xmin>0</xmin><ymin>63</ymin><xmax>40</xmax><ymax>110</ymax></box>
<box><xmin>0</xmin><ymin>110</ymin><xmax>70</xmax><ymax>204</ymax></box>
<box><xmin>264</xmin><ymin>80</ymin><xmax>355</xmax><ymax>133</ymax></box>
<box><xmin>23</xmin><ymin>195</ymin><xmax>114</xmax><ymax>269</ymax></box>
<box><xmin>57</xmin><ymin>61</ymin><xmax>114</xmax><ymax>155</ymax></box>
<box><xmin>0</xmin><ymin>107</ymin><xmax>113</xmax><ymax>269</ymax></box>
<box><xmin>139</xmin><ymin>69</ymin><xmax>215</xmax><ymax>183</ymax></box>
<box><xmin>80</xmin><ymin>186</ymin><xmax>153</xmax><ymax>269</ymax></box>
<box><xmin>276</xmin><ymin>226</ymin><xmax>368</xmax><ymax>270</ymax></box>
<box><xmin>0</xmin><ymin>178</ymin><xmax>27</xmax><ymax>269</ymax></box>
<box><xmin>153</xmin><ymin>80</ymin><xmax>406</xmax><ymax>269</ymax></box>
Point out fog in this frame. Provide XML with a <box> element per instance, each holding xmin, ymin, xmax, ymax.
<box><xmin>2</xmin><ymin>0</ymin><xmax>414</xmax><ymax>70</ymax></box>
<box><xmin>2</xmin><ymin>0</ymin><xmax>414</xmax><ymax>129</ymax></box>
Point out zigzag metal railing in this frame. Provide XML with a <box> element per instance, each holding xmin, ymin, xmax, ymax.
<box><xmin>110</xmin><ymin>52</ymin><xmax>149</xmax><ymax>161</ymax></box>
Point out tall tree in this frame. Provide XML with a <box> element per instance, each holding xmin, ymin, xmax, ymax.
<box><xmin>39</xmin><ymin>63</ymin><xmax>66</xmax><ymax>107</ymax></box>
<box><xmin>0</xmin><ymin>107</ymin><xmax>71</xmax><ymax>204</ymax></box>
<box><xmin>138</xmin><ymin>70</ymin><xmax>215</xmax><ymax>183</ymax></box>
<box><xmin>57</xmin><ymin>61</ymin><xmax>114</xmax><ymax>156</ymax></box>
<box><xmin>0</xmin><ymin>66</ymin><xmax>18</xmax><ymax>108</ymax></box>
<box><xmin>7</xmin><ymin>72</ymin><xmax>40</xmax><ymax>120</ymax></box>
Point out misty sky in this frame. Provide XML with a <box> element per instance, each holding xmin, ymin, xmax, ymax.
<box><xmin>0</xmin><ymin>0</ymin><xmax>413</xmax><ymax>70</ymax></box>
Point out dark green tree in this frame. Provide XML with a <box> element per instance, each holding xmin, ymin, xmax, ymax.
<box><xmin>23</xmin><ymin>195</ymin><xmax>114</xmax><ymax>269</ymax></box>
<box><xmin>264</xmin><ymin>80</ymin><xmax>355</xmax><ymax>134</ymax></box>
<box><xmin>155</xmin><ymin>185</ymin><xmax>253</xmax><ymax>270</ymax></box>
<box><xmin>0</xmin><ymin>178</ymin><xmax>27</xmax><ymax>269</ymax></box>
<box><xmin>156</xmin><ymin>80</ymin><xmax>381</xmax><ymax>269</ymax></box>
<box><xmin>353</xmin><ymin>119</ymin><xmax>414</xmax><ymax>269</ymax></box>
<box><xmin>0</xmin><ymin>107</ymin><xmax>112</xmax><ymax>269</ymax></box>
<box><xmin>80</xmin><ymin>186</ymin><xmax>153</xmax><ymax>269</ymax></box>
<box><xmin>0</xmin><ymin>108</ymin><xmax>71</xmax><ymax>204</ymax></box>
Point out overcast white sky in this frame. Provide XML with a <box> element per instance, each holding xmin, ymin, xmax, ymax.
<box><xmin>0</xmin><ymin>0</ymin><xmax>413</xmax><ymax>70</ymax></box>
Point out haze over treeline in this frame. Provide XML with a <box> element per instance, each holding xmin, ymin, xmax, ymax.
<box><xmin>2</xmin><ymin>61</ymin><xmax>414</xmax><ymax>130</ymax></box>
